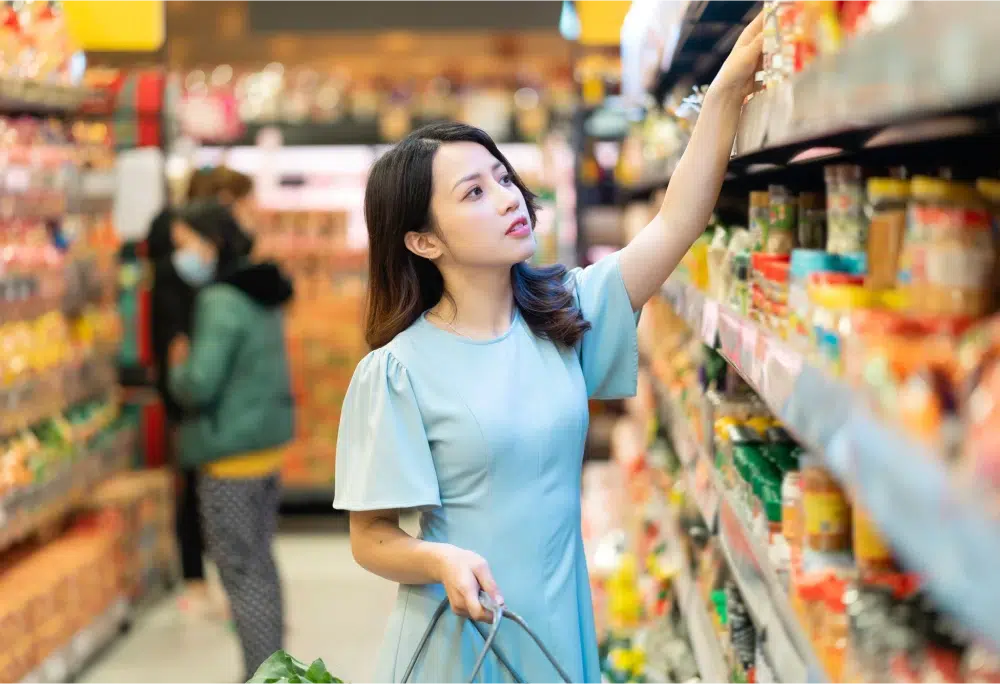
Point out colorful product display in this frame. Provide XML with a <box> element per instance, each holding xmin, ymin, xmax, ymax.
<box><xmin>254</xmin><ymin>210</ymin><xmax>368</xmax><ymax>491</ymax></box>
<box><xmin>637</xmin><ymin>287</ymin><xmax>1000</xmax><ymax>683</ymax></box>
<box><xmin>0</xmin><ymin>512</ymin><xmax>125</xmax><ymax>684</ymax></box>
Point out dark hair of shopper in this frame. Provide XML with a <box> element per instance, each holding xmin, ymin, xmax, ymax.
<box><xmin>362</xmin><ymin>122</ymin><xmax>590</xmax><ymax>350</ymax></box>
<box><xmin>187</xmin><ymin>168</ymin><xmax>217</xmax><ymax>201</ymax></box>
<box><xmin>211</xmin><ymin>166</ymin><xmax>254</xmax><ymax>201</ymax></box>
<box><xmin>178</xmin><ymin>199</ymin><xmax>245</xmax><ymax>274</ymax></box>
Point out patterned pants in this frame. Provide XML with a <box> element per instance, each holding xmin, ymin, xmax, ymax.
<box><xmin>200</xmin><ymin>474</ymin><xmax>284</xmax><ymax>678</ymax></box>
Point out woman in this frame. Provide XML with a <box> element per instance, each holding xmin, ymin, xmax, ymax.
<box><xmin>210</xmin><ymin>165</ymin><xmax>258</xmax><ymax>255</ymax></box>
<box><xmin>333</xmin><ymin>17</ymin><xmax>761</xmax><ymax>683</ymax></box>
<box><xmin>147</xmin><ymin>167</ymin><xmax>223</xmax><ymax>618</ymax></box>
<box><xmin>167</xmin><ymin>200</ymin><xmax>295</xmax><ymax>679</ymax></box>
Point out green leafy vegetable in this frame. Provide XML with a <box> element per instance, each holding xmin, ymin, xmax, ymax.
<box><xmin>249</xmin><ymin>651</ymin><xmax>343</xmax><ymax>684</ymax></box>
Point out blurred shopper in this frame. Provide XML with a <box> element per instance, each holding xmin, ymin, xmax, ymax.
<box><xmin>210</xmin><ymin>166</ymin><xmax>258</xmax><ymax>256</ymax></box>
<box><xmin>167</xmin><ymin>199</ymin><xmax>294</xmax><ymax>679</ymax></box>
<box><xmin>147</xmin><ymin>167</ymin><xmax>225</xmax><ymax>618</ymax></box>
<box><xmin>333</xmin><ymin>15</ymin><xmax>763</xmax><ymax>683</ymax></box>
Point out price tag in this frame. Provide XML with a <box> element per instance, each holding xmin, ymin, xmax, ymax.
<box><xmin>701</xmin><ymin>299</ymin><xmax>719</xmax><ymax>346</ymax></box>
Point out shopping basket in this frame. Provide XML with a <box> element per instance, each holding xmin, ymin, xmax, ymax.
<box><xmin>401</xmin><ymin>592</ymin><xmax>573</xmax><ymax>683</ymax></box>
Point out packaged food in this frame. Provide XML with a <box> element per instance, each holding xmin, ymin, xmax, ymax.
<box><xmin>899</xmin><ymin>177</ymin><xmax>995</xmax><ymax>317</ymax></box>
<box><xmin>826</xmin><ymin>164</ymin><xmax>868</xmax><ymax>254</ymax></box>
<box><xmin>801</xmin><ymin>462</ymin><xmax>850</xmax><ymax>553</ymax></box>
<box><xmin>729</xmin><ymin>252</ymin><xmax>751</xmax><ymax>316</ymax></box>
<box><xmin>866</xmin><ymin>178</ymin><xmax>910</xmax><ymax>290</ymax></box>
<box><xmin>782</xmin><ymin>470</ymin><xmax>803</xmax><ymax>550</ymax></box>
<box><xmin>750</xmin><ymin>191</ymin><xmax>770</xmax><ymax>251</ymax></box>
<box><xmin>809</xmin><ymin>282</ymin><xmax>874</xmax><ymax>373</ymax></box>
<box><xmin>797</xmin><ymin>192</ymin><xmax>826</xmax><ymax>249</ymax></box>
<box><xmin>767</xmin><ymin>184</ymin><xmax>797</xmax><ymax>254</ymax></box>
<box><xmin>853</xmin><ymin>503</ymin><xmax>896</xmax><ymax>574</ymax></box>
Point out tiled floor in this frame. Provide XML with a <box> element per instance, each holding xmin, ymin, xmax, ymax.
<box><xmin>81</xmin><ymin>516</ymin><xmax>404</xmax><ymax>683</ymax></box>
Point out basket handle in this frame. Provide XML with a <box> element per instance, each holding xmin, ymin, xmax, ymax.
<box><xmin>400</xmin><ymin>592</ymin><xmax>573</xmax><ymax>683</ymax></box>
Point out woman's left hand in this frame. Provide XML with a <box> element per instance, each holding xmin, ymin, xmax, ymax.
<box><xmin>169</xmin><ymin>335</ymin><xmax>190</xmax><ymax>366</ymax></box>
<box><xmin>709</xmin><ymin>11</ymin><xmax>764</xmax><ymax>103</ymax></box>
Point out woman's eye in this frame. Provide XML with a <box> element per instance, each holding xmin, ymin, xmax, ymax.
<box><xmin>500</xmin><ymin>174</ymin><xmax>513</xmax><ymax>185</ymax></box>
<box><xmin>464</xmin><ymin>186</ymin><xmax>483</xmax><ymax>200</ymax></box>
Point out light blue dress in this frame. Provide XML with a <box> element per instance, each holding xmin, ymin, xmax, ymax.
<box><xmin>333</xmin><ymin>253</ymin><xmax>639</xmax><ymax>683</ymax></box>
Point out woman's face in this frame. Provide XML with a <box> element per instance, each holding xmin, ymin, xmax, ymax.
<box><xmin>171</xmin><ymin>220</ymin><xmax>217</xmax><ymax>262</ymax></box>
<box><xmin>409</xmin><ymin>142</ymin><xmax>535</xmax><ymax>268</ymax></box>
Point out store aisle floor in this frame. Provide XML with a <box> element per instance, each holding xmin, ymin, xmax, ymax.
<box><xmin>82</xmin><ymin>516</ymin><xmax>403</xmax><ymax>683</ymax></box>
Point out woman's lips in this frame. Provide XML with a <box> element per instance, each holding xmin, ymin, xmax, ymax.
<box><xmin>506</xmin><ymin>218</ymin><xmax>531</xmax><ymax>238</ymax></box>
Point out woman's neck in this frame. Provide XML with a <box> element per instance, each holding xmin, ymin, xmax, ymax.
<box><xmin>429</xmin><ymin>266</ymin><xmax>515</xmax><ymax>339</ymax></box>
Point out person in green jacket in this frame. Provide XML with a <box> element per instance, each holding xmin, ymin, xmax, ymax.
<box><xmin>167</xmin><ymin>199</ymin><xmax>294</xmax><ymax>679</ymax></box>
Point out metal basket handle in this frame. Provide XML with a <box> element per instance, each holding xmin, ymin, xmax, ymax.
<box><xmin>401</xmin><ymin>592</ymin><xmax>573</xmax><ymax>683</ymax></box>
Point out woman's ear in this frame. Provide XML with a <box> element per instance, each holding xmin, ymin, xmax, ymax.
<box><xmin>403</xmin><ymin>231</ymin><xmax>444</xmax><ymax>260</ymax></box>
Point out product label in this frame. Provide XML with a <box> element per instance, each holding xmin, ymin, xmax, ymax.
<box><xmin>804</xmin><ymin>491</ymin><xmax>849</xmax><ymax>535</ymax></box>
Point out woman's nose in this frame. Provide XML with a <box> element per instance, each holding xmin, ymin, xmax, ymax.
<box><xmin>495</xmin><ymin>187</ymin><xmax>519</xmax><ymax>215</ymax></box>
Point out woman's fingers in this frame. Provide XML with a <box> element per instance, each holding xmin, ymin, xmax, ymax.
<box><xmin>737</xmin><ymin>11</ymin><xmax>764</xmax><ymax>47</ymax></box>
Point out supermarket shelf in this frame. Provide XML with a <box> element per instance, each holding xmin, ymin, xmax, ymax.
<box><xmin>0</xmin><ymin>442</ymin><xmax>128</xmax><ymax>553</ymax></box>
<box><xmin>660</xmin><ymin>278</ymin><xmax>1000</xmax><ymax>651</ymax></box>
<box><xmin>664</xmin><ymin>506</ymin><xmax>729</xmax><ymax>683</ymax></box>
<box><xmin>714</xmin><ymin>471</ymin><xmax>827</xmax><ymax>683</ymax></box>
<box><xmin>0</xmin><ymin>77</ymin><xmax>92</xmax><ymax>115</ymax></box>
<box><xmin>732</xmin><ymin>4</ymin><xmax>1000</xmax><ymax>162</ymax></box>
<box><xmin>20</xmin><ymin>596</ymin><xmax>130</xmax><ymax>684</ymax></box>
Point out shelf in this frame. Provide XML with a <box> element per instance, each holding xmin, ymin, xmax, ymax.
<box><xmin>714</xmin><ymin>470</ymin><xmax>827</xmax><ymax>683</ymax></box>
<box><xmin>0</xmin><ymin>77</ymin><xmax>92</xmax><ymax>116</ymax></box>
<box><xmin>732</xmin><ymin>4</ymin><xmax>1000</xmax><ymax>162</ymax></box>
<box><xmin>663</xmin><ymin>505</ymin><xmax>729</xmax><ymax>683</ymax></box>
<box><xmin>0</xmin><ymin>441</ymin><xmax>129</xmax><ymax>553</ymax></box>
<box><xmin>20</xmin><ymin>596</ymin><xmax>130</xmax><ymax>684</ymax></box>
<box><xmin>660</xmin><ymin>279</ymin><xmax>1000</xmax><ymax>652</ymax></box>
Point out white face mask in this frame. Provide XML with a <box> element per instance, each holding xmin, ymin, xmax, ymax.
<box><xmin>172</xmin><ymin>249</ymin><xmax>216</xmax><ymax>286</ymax></box>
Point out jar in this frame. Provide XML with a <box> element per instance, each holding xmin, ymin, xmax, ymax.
<box><xmin>802</xmin><ymin>463</ymin><xmax>851</xmax><ymax>552</ymax></box>
<box><xmin>853</xmin><ymin>503</ymin><xmax>896</xmax><ymax>574</ymax></box>
<box><xmin>750</xmin><ymin>191</ymin><xmax>770</xmax><ymax>251</ymax></box>
<box><xmin>826</xmin><ymin>164</ymin><xmax>868</xmax><ymax>254</ymax></box>
<box><xmin>767</xmin><ymin>184</ymin><xmax>796</xmax><ymax>254</ymax></box>
<box><xmin>899</xmin><ymin>177</ymin><xmax>995</xmax><ymax>316</ymax></box>
<box><xmin>866</xmin><ymin>178</ymin><xmax>910</xmax><ymax>290</ymax></box>
<box><xmin>797</xmin><ymin>192</ymin><xmax>826</xmax><ymax>249</ymax></box>
<box><xmin>789</xmin><ymin>250</ymin><xmax>837</xmax><ymax>346</ymax></box>
<box><xmin>808</xmin><ymin>281</ymin><xmax>873</xmax><ymax>374</ymax></box>
<box><xmin>782</xmin><ymin>470</ymin><xmax>803</xmax><ymax>551</ymax></box>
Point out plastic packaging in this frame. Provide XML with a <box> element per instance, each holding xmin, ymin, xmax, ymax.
<box><xmin>853</xmin><ymin>503</ymin><xmax>896</xmax><ymax>574</ymax></box>
<box><xmin>809</xmin><ymin>282</ymin><xmax>874</xmax><ymax>373</ymax></box>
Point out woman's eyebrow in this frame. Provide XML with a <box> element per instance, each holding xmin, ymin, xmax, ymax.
<box><xmin>452</xmin><ymin>162</ymin><xmax>504</xmax><ymax>190</ymax></box>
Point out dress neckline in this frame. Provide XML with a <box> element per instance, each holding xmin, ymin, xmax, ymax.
<box><xmin>419</xmin><ymin>308</ymin><xmax>521</xmax><ymax>346</ymax></box>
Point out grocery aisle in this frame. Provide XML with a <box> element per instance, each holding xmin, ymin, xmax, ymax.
<box><xmin>81</xmin><ymin>518</ymin><xmax>404</xmax><ymax>684</ymax></box>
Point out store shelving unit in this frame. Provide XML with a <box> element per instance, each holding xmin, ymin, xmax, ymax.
<box><xmin>0</xmin><ymin>77</ymin><xmax>92</xmax><ymax>115</ymax></box>
<box><xmin>661</xmin><ymin>276</ymin><xmax>1000</xmax><ymax>655</ymax></box>
<box><xmin>654</xmin><ymin>373</ymin><xmax>827</xmax><ymax>682</ymax></box>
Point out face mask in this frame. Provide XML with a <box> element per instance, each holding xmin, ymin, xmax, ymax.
<box><xmin>172</xmin><ymin>249</ymin><xmax>216</xmax><ymax>286</ymax></box>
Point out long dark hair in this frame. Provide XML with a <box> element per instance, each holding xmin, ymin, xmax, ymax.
<box><xmin>363</xmin><ymin>122</ymin><xmax>590</xmax><ymax>349</ymax></box>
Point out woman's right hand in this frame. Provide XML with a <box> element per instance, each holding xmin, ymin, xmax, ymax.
<box><xmin>433</xmin><ymin>544</ymin><xmax>503</xmax><ymax>623</ymax></box>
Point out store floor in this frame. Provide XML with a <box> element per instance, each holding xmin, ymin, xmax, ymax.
<box><xmin>82</xmin><ymin>515</ymin><xmax>412</xmax><ymax>683</ymax></box>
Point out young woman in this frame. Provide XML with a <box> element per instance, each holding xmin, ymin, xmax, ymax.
<box><xmin>334</xmin><ymin>18</ymin><xmax>762</xmax><ymax>683</ymax></box>
<box><xmin>209</xmin><ymin>166</ymin><xmax>258</xmax><ymax>255</ymax></box>
<box><xmin>167</xmin><ymin>200</ymin><xmax>295</xmax><ymax>679</ymax></box>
